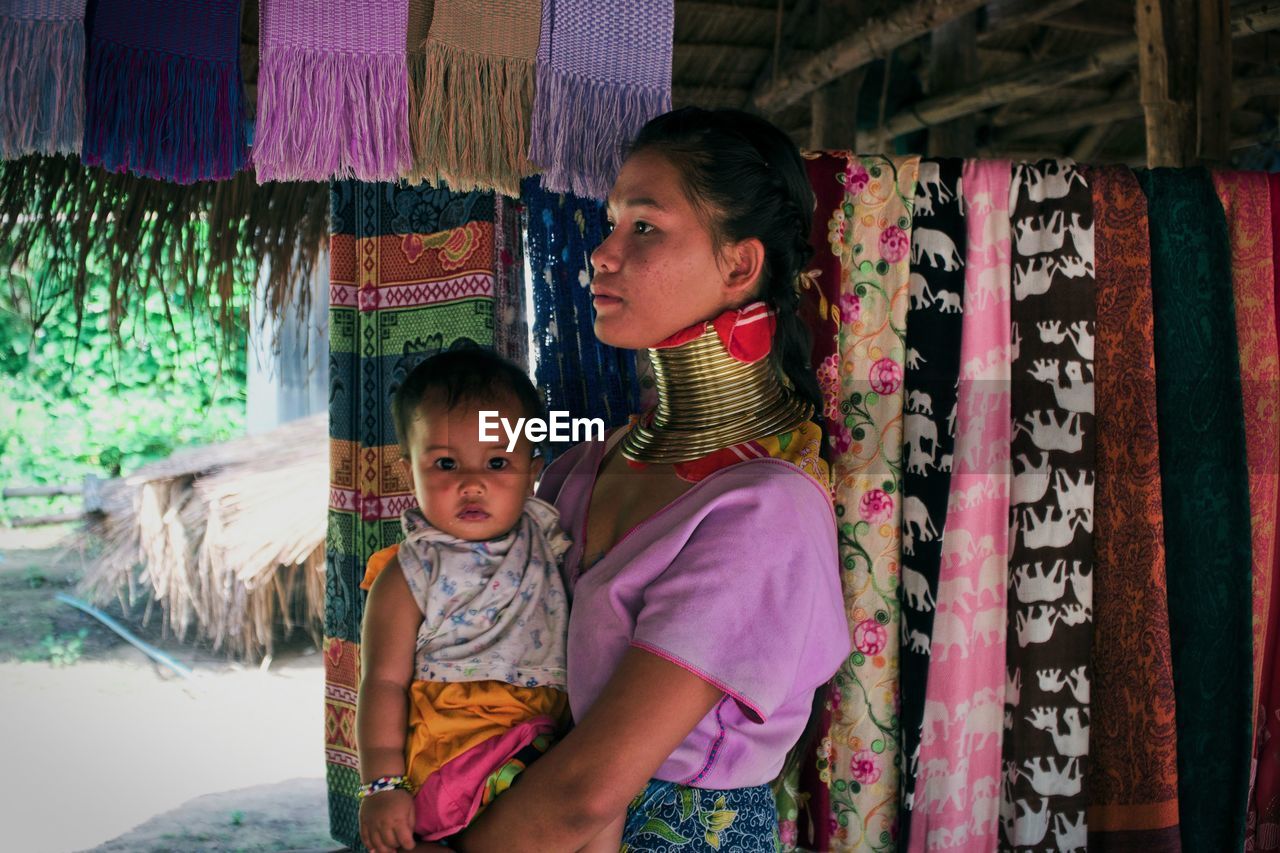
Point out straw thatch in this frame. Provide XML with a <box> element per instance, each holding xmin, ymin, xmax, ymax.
<box><xmin>76</xmin><ymin>414</ymin><xmax>327</xmax><ymax>660</ymax></box>
<box><xmin>0</xmin><ymin>153</ymin><xmax>329</xmax><ymax>339</ymax></box>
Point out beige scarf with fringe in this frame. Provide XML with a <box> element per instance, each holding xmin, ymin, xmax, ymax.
<box><xmin>409</xmin><ymin>0</ymin><xmax>540</xmax><ymax>194</ymax></box>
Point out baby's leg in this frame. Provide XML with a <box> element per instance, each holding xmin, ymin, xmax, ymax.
<box><xmin>577</xmin><ymin>813</ymin><xmax>625</xmax><ymax>853</ymax></box>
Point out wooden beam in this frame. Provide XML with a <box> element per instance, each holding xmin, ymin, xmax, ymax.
<box><xmin>672</xmin><ymin>85</ymin><xmax>752</xmax><ymax>108</ymax></box>
<box><xmin>980</xmin><ymin>0</ymin><xmax>1089</xmax><ymax>39</ymax></box>
<box><xmin>880</xmin><ymin>39</ymin><xmax>1138</xmax><ymax>140</ymax></box>
<box><xmin>751</xmin><ymin>0</ymin><xmax>988</xmax><ymax>113</ymax></box>
<box><xmin>810</xmin><ymin>71</ymin><xmax>865</xmax><ymax>150</ymax></box>
<box><xmin>927</xmin><ymin>12</ymin><xmax>979</xmax><ymax>156</ymax></box>
<box><xmin>877</xmin><ymin>0</ymin><xmax>1280</xmax><ymax>144</ymax></box>
<box><xmin>680</xmin><ymin>2</ymin><xmax>776</xmax><ymax>25</ymax></box>
<box><xmin>1041</xmin><ymin>10</ymin><xmax>1135</xmax><ymax>37</ymax></box>
<box><xmin>1070</xmin><ymin>122</ymin><xmax>1117</xmax><ymax>160</ymax></box>
<box><xmin>997</xmin><ymin>74</ymin><xmax>1280</xmax><ymax>141</ymax></box>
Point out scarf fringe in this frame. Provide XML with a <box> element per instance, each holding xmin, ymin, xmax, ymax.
<box><xmin>528</xmin><ymin>65</ymin><xmax>670</xmax><ymax>200</ymax></box>
<box><xmin>0</xmin><ymin>16</ymin><xmax>84</xmax><ymax>159</ymax></box>
<box><xmin>83</xmin><ymin>37</ymin><xmax>247</xmax><ymax>184</ymax></box>
<box><xmin>409</xmin><ymin>40</ymin><xmax>536</xmax><ymax>195</ymax></box>
<box><xmin>254</xmin><ymin>46</ymin><xmax>410</xmax><ymax>183</ymax></box>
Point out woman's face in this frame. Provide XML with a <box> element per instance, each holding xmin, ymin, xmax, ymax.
<box><xmin>590</xmin><ymin>150</ymin><xmax>755</xmax><ymax>350</ymax></box>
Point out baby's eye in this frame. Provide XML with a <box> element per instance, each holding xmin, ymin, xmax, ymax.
<box><xmin>634</xmin><ymin>221</ymin><xmax>654</xmax><ymax>235</ymax></box>
<box><xmin>433</xmin><ymin>457</ymin><xmax>457</xmax><ymax>471</ymax></box>
<box><xmin>487</xmin><ymin>458</ymin><xmax>510</xmax><ymax>471</ymax></box>
<box><xmin>603</xmin><ymin>220</ymin><xmax>615</xmax><ymax>235</ymax></box>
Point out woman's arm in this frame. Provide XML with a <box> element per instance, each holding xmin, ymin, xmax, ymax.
<box><xmin>357</xmin><ymin>558</ymin><xmax>422</xmax><ymax>852</ymax></box>
<box><xmin>452</xmin><ymin>647</ymin><xmax>723</xmax><ymax>852</ymax></box>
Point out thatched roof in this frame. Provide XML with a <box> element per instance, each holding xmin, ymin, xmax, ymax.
<box><xmin>4</xmin><ymin>0</ymin><xmax>1277</xmax><ymax>333</ymax></box>
<box><xmin>76</xmin><ymin>415</ymin><xmax>327</xmax><ymax>660</ymax></box>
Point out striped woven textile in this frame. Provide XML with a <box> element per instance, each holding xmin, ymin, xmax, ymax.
<box><xmin>83</xmin><ymin>0</ymin><xmax>247</xmax><ymax>182</ymax></box>
<box><xmin>528</xmin><ymin>0</ymin><xmax>673</xmax><ymax>199</ymax></box>
<box><xmin>324</xmin><ymin>179</ymin><xmax>499</xmax><ymax>846</ymax></box>
<box><xmin>0</xmin><ymin>0</ymin><xmax>86</xmax><ymax>158</ymax></box>
<box><xmin>256</xmin><ymin>0</ymin><xmax>412</xmax><ymax>182</ymax></box>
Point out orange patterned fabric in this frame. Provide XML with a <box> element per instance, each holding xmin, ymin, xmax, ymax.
<box><xmin>1084</xmin><ymin>166</ymin><xmax>1181</xmax><ymax>849</ymax></box>
<box><xmin>1213</xmin><ymin>171</ymin><xmax>1280</xmax><ymax>731</ymax></box>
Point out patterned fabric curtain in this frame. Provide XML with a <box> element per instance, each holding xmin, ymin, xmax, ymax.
<box><xmin>822</xmin><ymin>154</ymin><xmax>920</xmax><ymax>851</ymax></box>
<box><xmin>324</xmin><ymin>180</ymin><xmax>501</xmax><ymax>848</ymax></box>
<box><xmin>522</xmin><ymin>176</ymin><xmax>639</xmax><ymax>451</ymax></box>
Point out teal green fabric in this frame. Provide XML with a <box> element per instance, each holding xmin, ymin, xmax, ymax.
<box><xmin>1136</xmin><ymin>167</ymin><xmax>1253</xmax><ymax>853</ymax></box>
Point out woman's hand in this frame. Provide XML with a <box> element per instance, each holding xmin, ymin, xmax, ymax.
<box><xmin>359</xmin><ymin>789</ymin><xmax>417</xmax><ymax>853</ymax></box>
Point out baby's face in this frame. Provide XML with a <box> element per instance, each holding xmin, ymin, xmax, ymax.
<box><xmin>404</xmin><ymin>397</ymin><xmax>542</xmax><ymax>541</ymax></box>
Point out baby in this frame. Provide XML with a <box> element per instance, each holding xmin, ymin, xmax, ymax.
<box><xmin>356</xmin><ymin>349</ymin><xmax>621</xmax><ymax>852</ymax></box>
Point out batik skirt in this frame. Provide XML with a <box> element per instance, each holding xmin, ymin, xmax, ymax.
<box><xmin>621</xmin><ymin>780</ymin><xmax>779</xmax><ymax>852</ymax></box>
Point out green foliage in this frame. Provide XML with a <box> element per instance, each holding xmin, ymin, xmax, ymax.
<box><xmin>0</xmin><ymin>237</ymin><xmax>247</xmax><ymax>523</ymax></box>
<box><xmin>40</xmin><ymin>628</ymin><xmax>88</xmax><ymax>666</ymax></box>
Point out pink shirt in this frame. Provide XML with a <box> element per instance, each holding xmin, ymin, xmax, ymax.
<box><xmin>537</xmin><ymin>439</ymin><xmax>849</xmax><ymax>789</ymax></box>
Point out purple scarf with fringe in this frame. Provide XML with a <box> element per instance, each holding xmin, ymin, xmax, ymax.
<box><xmin>83</xmin><ymin>0</ymin><xmax>248</xmax><ymax>183</ymax></box>
<box><xmin>255</xmin><ymin>0</ymin><xmax>412</xmax><ymax>183</ymax></box>
<box><xmin>528</xmin><ymin>0</ymin><xmax>673</xmax><ymax>200</ymax></box>
<box><xmin>1</xmin><ymin>0</ymin><xmax>86</xmax><ymax>159</ymax></box>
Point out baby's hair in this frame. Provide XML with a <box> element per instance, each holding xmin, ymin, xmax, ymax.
<box><xmin>391</xmin><ymin>348</ymin><xmax>545</xmax><ymax>458</ymax></box>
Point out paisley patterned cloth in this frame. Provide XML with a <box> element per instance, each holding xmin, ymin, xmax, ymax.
<box><xmin>324</xmin><ymin>181</ymin><xmax>499</xmax><ymax>847</ymax></box>
<box><xmin>1083</xmin><ymin>166</ymin><xmax>1181</xmax><ymax>851</ymax></box>
<box><xmin>1212</xmin><ymin>171</ymin><xmax>1280</xmax><ymax>740</ymax></box>
<box><xmin>1250</xmin><ymin>172</ymin><xmax>1280</xmax><ymax>852</ymax></box>
<box><xmin>897</xmin><ymin>157</ymin><xmax>966</xmax><ymax>849</ymax></box>
<box><xmin>823</xmin><ymin>154</ymin><xmax>919</xmax><ymax>851</ymax></box>
<box><xmin>908</xmin><ymin>159</ymin><xmax>1012</xmax><ymax>852</ymax></box>
<box><xmin>1137</xmin><ymin>167</ymin><xmax>1253</xmax><ymax>853</ymax></box>
<box><xmin>1001</xmin><ymin>161</ymin><xmax>1096</xmax><ymax>853</ymax></box>
<box><xmin>622</xmin><ymin>780</ymin><xmax>780</xmax><ymax>852</ymax></box>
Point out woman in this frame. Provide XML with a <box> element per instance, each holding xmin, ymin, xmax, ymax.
<box><xmin>454</xmin><ymin>108</ymin><xmax>850</xmax><ymax>851</ymax></box>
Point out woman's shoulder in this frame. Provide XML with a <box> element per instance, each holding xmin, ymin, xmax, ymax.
<box><xmin>696</xmin><ymin>457</ymin><xmax>833</xmax><ymax>519</ymax></box>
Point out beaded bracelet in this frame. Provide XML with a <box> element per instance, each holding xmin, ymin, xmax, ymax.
<box><xmin>357</xmin><ymin>775</ymin><xmax>413</xmax><ymax>799</ymax></box>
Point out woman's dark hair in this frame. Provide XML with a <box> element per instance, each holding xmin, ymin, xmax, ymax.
<box><xmin>391</xmin><ymin>348</ymin><xmax>546</xmax><ymax>458</ymax></box>
<box><xmin>628</xmin><ymin>107</ymin><xmax>822</xmax><ymax>417</ymax></box>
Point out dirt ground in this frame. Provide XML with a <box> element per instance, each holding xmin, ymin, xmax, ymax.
<box><xmin>0</xmin><ymin>526</ymin><xmax>341</xmax><ymax>852</ymax></box>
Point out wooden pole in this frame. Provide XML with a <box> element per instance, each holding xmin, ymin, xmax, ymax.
<box><xmin>1198</xmin><ymin>0</ymin><xmax>1232</xmax><ymax>161</ymax></box>
<box><xmin>751</xmin><ymin>0</ymin><xmax>988</xmax><ymax>114</ymax></box>
<box><xmin>1138</xmin><ymin>0</ymin><xmax>1197</xmax><ymax>165</ymax></box>
<box><xmin>810</xmin><ymin>71</ymin><xmax>865</xmax><ymax>150</ymax></box>
<box><xmin>926</xmin><ymin>12</ymin><xmax>979</xmax><ymax>156</ymax></box>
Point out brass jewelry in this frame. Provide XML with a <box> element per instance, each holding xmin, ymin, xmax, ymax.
<box><xmin>620</xmin><ymin>321</ymin><xmax>813</xmax><ymax>464</ymax></box>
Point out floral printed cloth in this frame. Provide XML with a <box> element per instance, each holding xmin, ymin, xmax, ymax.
<box><xmin>622</xmin><ymin>780</ymin><xmax>780</xmax><ymax>852</ymax></box>
<box><xmin>821</xmin><ymin>154</ymin><xmax>920</xmax><ymax>851</ymax></box>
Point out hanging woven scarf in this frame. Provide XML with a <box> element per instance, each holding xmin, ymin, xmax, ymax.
<box><xmin>1082</xmin><ymin>166</ymin><xmax>1180</xmax><ymax>851</ymax></box>
<box><xmin>1252</xmin><ymin>172</ymin><xmax>1280</xmax><ymax>851</ymax></box>
<box><xmin>1001</xmin><ymin>160</ymin><xmax>1095</xmax><ymax>853</ymax></box>
<box><xmin>324</xmin><ymin>179</ymin><xmax>498</xmax><ymax>847</ymax></box>
<box><xmin>905</xmin><ymin>159</ymin><xmax>1010</xmax><ymax>852</ymax></box>
<box><xmin>822</xmin><ymin>154</ymin><xmax>918</xmax><ymax>851</ymax></box>
<box><xmin>1137</xmin><ymin>167</ymin><xmax>1252</xmax><ymax>853</ymax></box>
<box><xmin>527</xmin><ymin>0</ymin><xmax>673</xmax><ymax>200</ymax></box>
<box><xmin>255</xmin><ymin>0</ymin><xmax>412</xmax><ymax>182</ymax></box>
<box><xmin>1213</xmin><ymin>171</ymin><xmax>1280</xmax><ymax>742</ymax></box>
<box><xmin>83</xmin><ymin>0</ymin><xmax>248</xmax><ymax>183</ymax></box>
<box><xmin>523</xmin><ymin>176</ymin><xmax>639</xmax><ymax>454</ymax></box>
<box><xmin>409</xmin><ymin>0</ymin><xmax>539</xmax><ymax>194</ymax></box>
<box><xmin>897</xmin><ymin>157</ymin><xmax>966</xmax><ymax>850</ymax></box>
<box><xmin>1</xmin><ymin>0</ymin><xmax>85</xmax><ymax>159</ymax></box>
